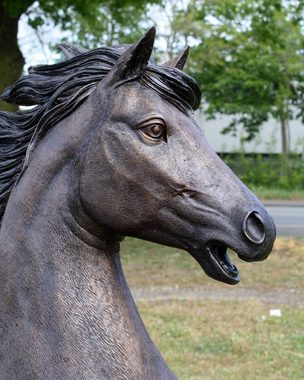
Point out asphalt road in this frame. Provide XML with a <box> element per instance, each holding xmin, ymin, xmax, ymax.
<box><xmin>265</xmin><ymin>205</ymin><xmax>304</xmax><ymax>237</ymax></box>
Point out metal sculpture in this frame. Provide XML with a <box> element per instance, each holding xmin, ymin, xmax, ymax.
<box><xmin>0</xmin><ymin>28</ymin><xmax>275</xmax><ymax>379</ymax></box>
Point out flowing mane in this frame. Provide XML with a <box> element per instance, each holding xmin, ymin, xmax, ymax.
<box><xmin>0</xmin><ymin>44</ymin><xmax>201</xmax><ymax>223</ymax></box>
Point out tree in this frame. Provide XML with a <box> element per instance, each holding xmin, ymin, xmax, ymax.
<box><xmin>0</xmin><ymin>0</ymin><xmax>162</xmax><ymax>111</ymax></box>
<box><xmin>173</xmin><ymin>0</ymin><xmax>304</xmax><ymax>157</ymax></box>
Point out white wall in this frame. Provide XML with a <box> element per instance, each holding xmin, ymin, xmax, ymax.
<box><xmin>196</xmin><ymin>109</ymin><xmax>304</xmax><ymax>154</ymax></box>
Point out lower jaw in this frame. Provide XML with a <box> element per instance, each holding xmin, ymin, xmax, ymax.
<box><xmin>190</xmin><ymin>244</ymin><xmax>240</xmax><ymax>285</ymax></box>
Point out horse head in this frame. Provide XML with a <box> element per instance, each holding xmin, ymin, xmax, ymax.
<box><xmin>78</xmin><ymin>27</ymin><xmax>276</xmax><ymax>285</ymax></box>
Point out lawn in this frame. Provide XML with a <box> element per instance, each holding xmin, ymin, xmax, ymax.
<box><xmin>120</xmin><ymin>237</ymin><xmax>304</xmax><ymax>380</ymax></box>
<box><xmin>121</xmin><ymin>236</ymin><xmax>304</xmax><ymax>291</ymax></box>
<box><xmin>138</xmin><ymin>299</ymin><xmax>304</xmax><ymax>380</ymax></box>
<box><xmin>252</xmin><ymin>186</ymin><xmax>304</xmax><ymax>201</ymax></box>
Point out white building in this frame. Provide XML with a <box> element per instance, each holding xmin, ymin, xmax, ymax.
<box><xmin>196</xmin><ymin>109</ymin><xmax>304</xmax><ymax>154</ymax></box>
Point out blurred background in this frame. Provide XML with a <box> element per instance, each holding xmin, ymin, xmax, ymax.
<box><xmin>1</xmin><ymin>0</ymin><xmax>303</xmax><ymax>379</ymax></box>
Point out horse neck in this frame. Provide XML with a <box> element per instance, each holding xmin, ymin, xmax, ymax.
<box><xmin>0</xmin><ymin>109</ymin><xmax>176</xmax><ymax>379</ymax></box>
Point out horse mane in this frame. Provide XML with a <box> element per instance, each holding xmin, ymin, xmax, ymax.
<box><xmin>0</xmin><ymin>44</ymin><xmax>201</xmax><ymax>223</ymax></box>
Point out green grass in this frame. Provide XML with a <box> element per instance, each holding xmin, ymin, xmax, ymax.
<box><xmin>138</xmin><ymin>300</ymin><xmax>304</xmax><ymax>380</ymax></box>
<box><xmin>121</xmin><ymin>236</ymin><xmax>304</xmax><ymax>290</ymax></box>
<box><xmin>251</xmin><ymin>186</ymin><xmax>304</xmax><ymax>201</ymax></box>
<box><xmin>120</xmin><ymin>237</ymin><xmax>304</xmax><ymax>380</ymax></box>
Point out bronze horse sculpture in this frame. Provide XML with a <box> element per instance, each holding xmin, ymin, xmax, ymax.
<box><xmin>0</xmin><ymin>28</ymin><xmax>275</xmax><ymax>379</ymax></box>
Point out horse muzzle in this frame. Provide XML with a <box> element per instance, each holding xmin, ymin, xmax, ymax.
<box><xmin>189</xmin><ymin>208</ymin><xmax>276</xmax><ymax>285</ymax></box>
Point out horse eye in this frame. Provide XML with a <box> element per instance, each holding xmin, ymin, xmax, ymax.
<box><xmin>140</xmin><ymin>123</ymin><xmax>166</xmax><ymax>142</ymax></box>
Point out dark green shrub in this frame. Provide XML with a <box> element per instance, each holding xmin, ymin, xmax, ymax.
<box><xmin>222</xmin><ymin>153</ymin><xmax>304</xmax><ymax>190</ymax></box>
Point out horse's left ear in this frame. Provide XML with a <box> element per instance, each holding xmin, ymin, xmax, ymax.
<box><xmin>163</xmin><ymin>46</ymin><xmax>190</xmax><ymax>70</ymax></box>
<box><xmin>106</xmin><ymin>27</ymin><xmax>156</xmax><ymax>85</ymax></box>
<box><xmin>58</xmin><ymin>44</ymin><xmax>88</xmax><ymax>59</ymax></box>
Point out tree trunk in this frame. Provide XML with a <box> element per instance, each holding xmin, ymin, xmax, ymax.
<box><xmin>0</xmin><ymin>4</ymin><xmax>25</xmax><ymax>112</ymax></box>
<box><xmin>279</xmin><ymin>113</ymin><xmax>291</xmax><ymax>179</ymax></box>
<box><xmin>279</xmin><ymin>114</ymin><xmax>291</xmax><ymax>158</ymax></box>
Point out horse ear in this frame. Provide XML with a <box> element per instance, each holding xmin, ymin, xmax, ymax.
<box><xmin>107</xmin><ymin>27</ymin><xmax>156</xmax><ymax>83</ymax></box>
<box><xmin>59</xmin><ymin>44</ymin><xmax>88</xmax><ymax>59</ymax></box>
<box><xmin>163</xmin><ymin>46</ymin><xmax>190</xmax><ymax>70</ymax></box>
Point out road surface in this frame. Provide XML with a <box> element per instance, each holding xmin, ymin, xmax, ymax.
<box><xmin>265</xmin><ymin>205</ymin><xmax>304</xmax><ymax>237</ymax></box>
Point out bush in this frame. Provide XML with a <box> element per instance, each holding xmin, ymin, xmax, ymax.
<box><xmin>222</xmin><ymin>153</ymin><xmax>304</xmax><ymax>191</ymax></box>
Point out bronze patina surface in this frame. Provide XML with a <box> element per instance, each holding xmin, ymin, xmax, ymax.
<box><xmin>0</xmin><ymin>28</ymin><xmax>275</xmax><ymax>379</ymax></box>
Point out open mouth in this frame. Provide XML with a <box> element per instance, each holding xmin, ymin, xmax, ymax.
<box><xmin>191</xmin><ymin>242</ymin><xmax>240</xmax><ymax>285</ymax></box>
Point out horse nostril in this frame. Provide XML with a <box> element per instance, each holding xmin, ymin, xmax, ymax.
<box><xmin>242</xmin><ymin>211</ymin><xmax>266</xmax><ymax>244</ymax></box>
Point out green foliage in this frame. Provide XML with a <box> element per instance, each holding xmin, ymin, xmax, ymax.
<box><xmin>173</xmin><ymin>0</ymin><xmax>304</xmax><ymax>153</ymax></box>
<box><xmin>35</xmin><ymin>0</ymin><xmax>162</xmax><ymax>47</ymax></box>
<box><xmin>27</xmin><ymin>16</ymin><xmax>44</xmax><ymax>29</ymax></box>
<box><xmin>223</xmin><ymin>153</ymin><xmax>304</xmax><ymax>190</ymax></box>
<box><xmin>2</xmin><ymin>0</ymin><xmax>163</xmax><ymax>47</ymax></box>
